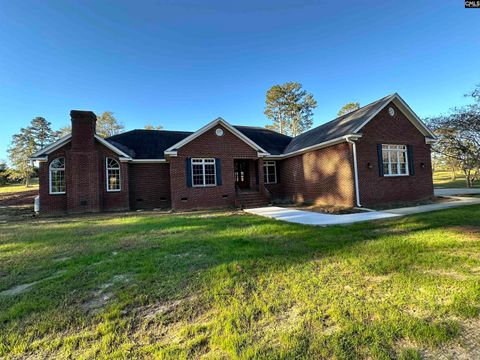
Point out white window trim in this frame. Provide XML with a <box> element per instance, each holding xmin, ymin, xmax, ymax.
<box><xmin>382</xmin><ymin>144</ymin><xmax>409</xmax><ymax>177</ymax></box>
<box><xmin>106</xmin><ymin>157</ymin><xmax>122</xmax><ymax>192</ymax></box>
<box><xmin>191</xmin><ymin>158</ymin><xmax>217</xmax><ymax>187</ymax></box>
<box><xmin>49</xmin><ymin>157</ymin><xmax>66</xmax><ymax>195</ymax></box>
<box><xmin>263</xmin><ymin>160</ymin><xmax>277</xmax><ymax>184</ymax></box>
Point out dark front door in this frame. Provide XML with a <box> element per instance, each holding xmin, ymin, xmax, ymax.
<box><xmin>234</xmin><ymin>160</ymin><xmax>250</xmax><ymax>189</ymax></box>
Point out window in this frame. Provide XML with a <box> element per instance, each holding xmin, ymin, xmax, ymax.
<box><xmin>382</xmin><ymin>144</ymin><xmax>409</xmax><ymax>176</ymax></box>
<box><xmin>106</xmin><ymin>158</ymin><xmax>121</xmax><ymax>191</ymax></box>
<box><xmin>263</xmin><ymin>161</ymin><xmax>277</xmax><ymax>184</ymax></box>
<box><xmin>49</xmin><ymin>157</ymin><xmax>65</xmax><ymax>194</ymax></box>
<box><xmin>192</xmin><ymin>158</ymin><xmax>216</xmax><ymax>187</ymax></box>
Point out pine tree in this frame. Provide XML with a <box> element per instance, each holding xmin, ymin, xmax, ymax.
<box><xmin>337</xmin><ymin>102</ymin><xmax>360</xmax><ymax>117</ymax></box>
<box><xmin>264</xmin><ymin>82</ymin><xmax>317</xmax><ymax>136</ymax></box>
<box><xmin>7</xmin><ymin>127</ymin><xmax>36</xmax><ymax>186</ymax></box>
<box><xmin>7</xmin><ymin>117</ymin><xmax>58</xmax><ymax>186</ymax></box>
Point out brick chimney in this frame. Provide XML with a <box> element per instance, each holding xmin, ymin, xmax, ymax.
<box><xmin>67</xmin><ymin>110</ymin><xmax>100</xmax><ymax>213</ymax></box>
<box><xmin>70</xmin><ymin>110</ymin><xmax>97</xmax><ymax>151</ymax></box>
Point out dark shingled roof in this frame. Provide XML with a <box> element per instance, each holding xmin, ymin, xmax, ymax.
<box><xmin>104</xmin><ymin>94</ymin><xmax>395</xmax><ymax>159</ymax></box>
<box><xmin>283</xmin><ymin>94</ymin><xmax>394</xmax><ymax>154</ymax></box>
<box><xmin>233</xmin><ymin>126</ymin><xmax>292</xmax><ymax>155</ymax></box>
<box><xmin>106</xmin><ymin>130</ymin><xmax>192</xmax><ymax>159</ymax></box>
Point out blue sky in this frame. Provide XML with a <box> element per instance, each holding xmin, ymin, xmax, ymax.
<box><xmin>0</xmin><ymin>0</ymin><xmax>479</xmax><ymax>161</ymax></box>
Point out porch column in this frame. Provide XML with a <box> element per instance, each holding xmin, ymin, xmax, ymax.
<box><xmin>258</xmin><ymin>158</ymin><xmax>265</xmax><ymax>195</ymax></box>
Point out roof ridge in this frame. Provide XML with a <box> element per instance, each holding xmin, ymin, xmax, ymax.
<box><xmin>234</xmin><ymin>125</ymin><xmax>293</xmax><ymax>138</ymax></box>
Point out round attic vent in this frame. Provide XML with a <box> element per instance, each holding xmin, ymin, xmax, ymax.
<box><xmin>388</xmin><ymin>107</ymin><xmax>395</xmax><ymax>117</ymax></box>
<box><xmin>215</xmin><ymin>128</ymin><xmax>224</xmax><ymax>136</ymax></box>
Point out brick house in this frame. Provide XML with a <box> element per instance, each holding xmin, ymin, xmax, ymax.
<box><xmin>31</xmin><ymin>93</ymin><xmax>436</xmax><ymax>215</ymax></box>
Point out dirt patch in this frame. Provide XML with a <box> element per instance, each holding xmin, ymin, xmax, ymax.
<box><xmin>0</xmin><ymin>282</ymin><xmax>39</xmax><ymax>296</ymax></box>
<box><xmin>137</xmin><ymin>294</ymin><xmax>199</xmax><ymax>321</ymax></box>
<box><xmin>364</xmin><ymin>274</ymin><xmax>392</xmax><ymax>283</ymax></box>
<box><xmin>82</xmin><ymin>274</ymin><xmax>131</xmax><ymax>313</ymax></box>
<box><xmin>420</xmin><ymin>318</ymin><xmax>480</xmax><ymax>360</ymax></box>
<box><xmin>0</xmin><ymin>205</ymin><xmax>35</xmax><ymax>222</ymax></box>
<box><xmin>449</xmin><ymin>226</ymin><xmax>480</xmax><ymax>241</ymax></box>
<box><xmin>0</xmin><ymin>270</ymin><xmax>67</xmax><ymax>296</ymax></box>
<box><xmin>422</xmin><ymin>269</ymin><xmax>471</xmax><ymax>281</ymax></box>
<box><xmin>0</xmin><ymin>189</ymin><xmax>38</xmax><ymax>206</ymax></box>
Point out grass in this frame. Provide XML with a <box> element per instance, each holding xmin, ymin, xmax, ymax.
<box><xmin>1</xmin><ymin>208</ymin><xmax>480</xmax><ymax>359</ymax></box>
<box><xmin>433</xmin><ymin>170</ymin><xmax>478</xmax><ymax>188</ymax></box>
<box><xmin>0</xmin><ymin>178</ymin><xmax>39</xmax><ymax>194</ymax></box>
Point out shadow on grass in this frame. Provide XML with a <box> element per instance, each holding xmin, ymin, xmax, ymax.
<box><xmin>1</xmin><ymin>205</ymin><xmax>480</xmax><ymax>358</ymax></box>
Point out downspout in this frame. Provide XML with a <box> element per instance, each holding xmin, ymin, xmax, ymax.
<box><xmin>345</xmin><ymin>136</ymin><xmax>361</xmax><ymax>208</ymax></box>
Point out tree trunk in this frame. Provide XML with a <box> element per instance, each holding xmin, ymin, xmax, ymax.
<box><xmin>464</xmin><ymin>169</ymin><xmax>471</xmax><ymax>188</ymax></box>
<box><xmin>25</xmin><ymin>176</ymin><xmax>30</xmax><ymax>188</ymax></box>
<box><xmin>451</xmin><ymin>166</ymin><xmax>456</xmax><ymax>181</ymax></box>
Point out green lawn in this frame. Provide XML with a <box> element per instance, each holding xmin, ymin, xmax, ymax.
<box><xmin>0</xmin><ymin>178</ymin><xmax>39</xmax><ymax>194</ymax></box>
<box><xmin>1</xmin><ymin>208</ymin><xmax>480</xmax><ymax>359</ymax></box>
<box><xmin>433</xmin><ymin>170</ymin><xmax>478</xmax><ymax>188</ymax></box>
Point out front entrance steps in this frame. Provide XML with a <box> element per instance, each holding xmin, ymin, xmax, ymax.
<box><xmin>236</xmin><ymin>190</ymin><xmax>271</xmax><ymax>209</ymax></box>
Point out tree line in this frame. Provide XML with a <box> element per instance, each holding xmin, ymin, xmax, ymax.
<box><xmin>2</xmin><ymin>82</ymin><xmax>479</xmax><ymax>188</ymax></box>
<box><xmin>1</xmin><ymin>112</ymin><xmax>162</xmax><ymax>186</ymax></box>
<box><xmin>428</xmin><ymin>86</ymin><xmax>480</xmax><ymax>187</ymax></box>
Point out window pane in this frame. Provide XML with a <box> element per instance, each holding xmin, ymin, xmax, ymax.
<box><xmin>391</xmin><ymin>163</ymin><xmax>398</xmax><ymax>174</ymax></box>
<box><xmin>398</xmin><ymin>150</ymin><xmax>406</xmax><ymax>163</ymax></box>
<box><xmin>205</xmin><ymin>164</ymin><xmax>215</xmax><ymax>175</ymax></box>
<box><xmin>382</xmin><ymin>150</ymin><xmax>389</xmax><ymax>163</ymax></box>
<box><xmin>400</xmin><ymin>163</ymin><xmax>407</xmax><ymax>174</ymax></box>
<box><xmin>205</xmin><ymin>175</ymin><xmax>215</xmax><ymax>185</ymax></box>
<box><xmin>107</xmin><ymin>169</ymin><xmax>120</xmax><ymax>190</ymax></box>
<box><xmin>50</xmin><ymin>158</ymin><xmax>65</xmax><ymax>169</ymax></box>
<box><xmin>51</xmin><ymin>170</ymin><xmax>65</xmax><ymax>193</ymax></box>
<box><xmin>193</xmin><ymin>175</ymin><xmax>203</xmax><ymax>185</ymax></box>
<box><xmin>383</xmin><ymin>163</ymin><xmax>389</xmax><ymax>175</ymax></box>
<box><xmin>268</xmin><ymin>173</ymin><xmax>276</xmax><ymax>183</ymax></box>
<box><xmin>193</xmin><ymin>164</ymin><xmax>203</xmax><ymax>175</ymax></box>
<box><xmin>107</xmin><ymin>158</ymin><xmax>120</xmax><ymax>169</ymax></box>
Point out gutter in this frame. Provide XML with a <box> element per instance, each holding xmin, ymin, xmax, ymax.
<box><xmin>265</xmin><ymin>134</ymin><xmax>362</xmax><ymax>160</ymax></box>
<box><xmin>345</xmin><ymin>136</ymin><xmax>361</xmax><ymax>208</ymax></box>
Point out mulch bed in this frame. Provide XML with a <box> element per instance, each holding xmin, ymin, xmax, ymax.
<box><xmin>0</xmin><ymin>189</ymin><xmax>38</xmax><ymax>206</ymax></box>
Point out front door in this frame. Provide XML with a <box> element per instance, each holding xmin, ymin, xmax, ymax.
<box><xmin>234</xmin><ymin>160</ymin><xmax>250</xmax><ymax>189</ymax></box>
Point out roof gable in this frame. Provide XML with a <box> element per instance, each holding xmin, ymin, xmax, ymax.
<box><xmin>30</xmin><ymin>134</ymin><xmax>132</xmax><ymax>161</ymax></box>
<box><xmin>164</xmin><ymin>117</ymin><xmax>270</xmax><ymax>156</ymax></box>
<box><xmin>283</xmin><ymin>93</ymin><xmax>434</xmax><ymax>155</ymax></box>
<box><xmin>354</xmin><ymin>93</ymin><xmax>435</xmax><ymax>138</ymax></box>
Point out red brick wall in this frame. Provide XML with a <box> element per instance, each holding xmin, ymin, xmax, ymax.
<box><xmin>97</xmin><ymin>143</ymin><xmax>130</xmax><ymax>212</ymax></box>
<box><xmin>39</xmin><ymin>145</ymin><xmax>69</xmax><ymax>215</ymax></box>
<box><xmin>129</xmin><ymin>163</ymin><xmax>171</xmax><ymax>209</ymax></box>
<box><xmin>170</xmin><ymin>124</ymin><xmax>261</xmax><ymax>210</ymax></box>
<box><xmin>267</xmin><ymin>142</ymin><xmax>356</xmax><ymax>207</ymax></box>
<box><xmin>39</xmin><ymin>141</ymin><xmax>130</xmax><ymax>215</ymax></box>
<box><xmin>356</xmin><ymin>102</ymin><xmax>434</xmax><ymax>206</ymax></box>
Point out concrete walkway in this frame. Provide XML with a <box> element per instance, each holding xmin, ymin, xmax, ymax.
<box><xmin>245</xmin><ymin>195</ymin><xmax>480</xmax><ymax>226</ymax></box>
<box><xmin>434</xmin><ymin>188</ymin><xmax>480</xmax><ymax>196</ymax></box>
<box><xmin>244</xmin><ymin>206</ymin><xmax>401</xmax><ymax>226</ymax></box>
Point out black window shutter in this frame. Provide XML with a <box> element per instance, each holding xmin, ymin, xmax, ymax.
<box><xmin>215</xmin><ymin>158</ymin><xmax>222</xmax><ymax>186</ymax></box>
<box><xmin>377</xmin><ymin>144</ymin><xmax>384</xmax><ymax>177</ymax></box>
<box><xmin>186</xmin><ymin>158</ymin><xmax>192</xmax><ymax>187</ymax></box>
<box><xmin>407</xmin><ymin>145</ymin><xmax>415</xmax><ymax>176</ymax></box>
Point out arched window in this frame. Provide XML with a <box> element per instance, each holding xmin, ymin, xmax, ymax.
<box><xmin>106</xmin><ymin>158</ymin><xmax>121</xmax><ymax>192</ymax></box>
<box><xmin>49</xmin><ymin>157</ymin><xmax>65</xmax><ymax>194</ymax></box>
